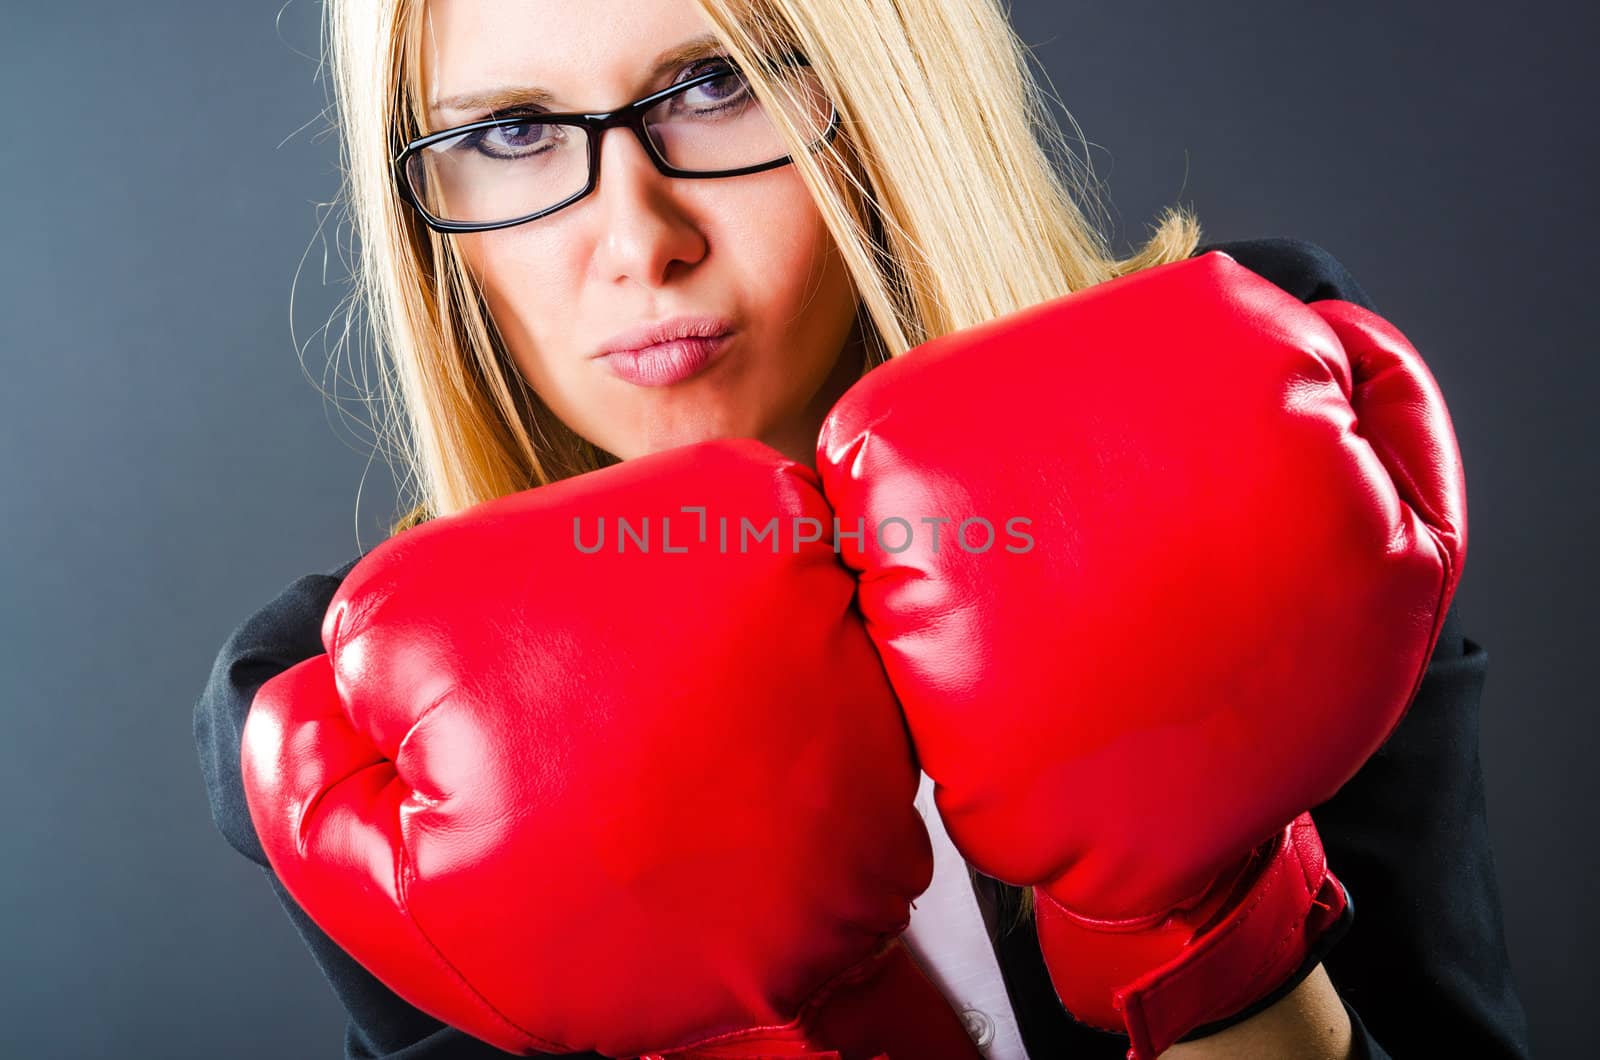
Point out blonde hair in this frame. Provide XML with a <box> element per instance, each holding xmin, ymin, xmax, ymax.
<box><xmin>320</xmin><ymin>0</ymin><xmax>1203</xmax><ymax>928</ymax></box>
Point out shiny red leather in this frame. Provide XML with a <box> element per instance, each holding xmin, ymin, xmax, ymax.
<box><xmin>240</xmin><ymin>438</ymin><xmax>982</xmax><ymax>1059</ymax></box>
<box><xmin>814</xmin><ymin>251</ymin><xmax>1467</xmax><ymax>1058</ymax></box>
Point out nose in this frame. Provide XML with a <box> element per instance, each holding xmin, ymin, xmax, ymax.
<box><xmin>588</xmin><ymin>123</ymin><xmax>708</xmax><ymax>288</ymax></box>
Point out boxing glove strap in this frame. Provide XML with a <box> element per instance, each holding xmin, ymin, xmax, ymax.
<box><xmin>645</xmin><ymin>936</ymin><xmax>981</xmax><ymax>1060</ymax></box>
<box><xmin>1037</xmin><ymin>812</ymin><xmax>1349</xmax><ymax>1060</ymax></box>
<box><xmin>1170</xmin><ymin>875</ymin><xmax>1354</xmax><ymax>1044</ymax></box>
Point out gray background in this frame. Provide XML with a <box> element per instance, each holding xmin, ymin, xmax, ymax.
<box><xmin>3</xmin><ymin>1</ymin><xmax>1593</xmax><ymax>1056</ymax></box>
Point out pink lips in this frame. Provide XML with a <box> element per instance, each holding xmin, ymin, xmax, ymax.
<box><xmin>594</xmin><ymin>314</ymin><xmax>734</xmax><ymax>387</ymax></box>
<box><xmin>598</xmin><ymin>335</ymin><xmax>730</xmax><ymax>386</ymax></box>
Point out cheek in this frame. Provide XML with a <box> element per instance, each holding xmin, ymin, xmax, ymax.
<box><xmin>709</xmin><ymin>176</ymin><xmax>859</xmax><ymax>402</ymax></box>
<box><xmin>719</xmin><ymin>178</ymin><xmax>843</xmax><ymax>305</ymax></box>
<box><xmin>748</xmin><ymin>212</ymin><xmax>861</xmax><ymax>459</ymax></box>
<box><xmin>452</xmin><ymin>230</ymin><xmax>584</xmax><ymax>383</ymax></box>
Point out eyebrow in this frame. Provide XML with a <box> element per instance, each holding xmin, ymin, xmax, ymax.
<box><xmin>429</xmin><ymin>33</ymin><xmax>729</xmax><ymax>118</ymax></box>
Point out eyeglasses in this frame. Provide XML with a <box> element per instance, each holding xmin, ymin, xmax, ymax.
<box><xmin>393</xmin><ymin>53</ymin><xmax>840</xmax><ymax>233</ymax></box>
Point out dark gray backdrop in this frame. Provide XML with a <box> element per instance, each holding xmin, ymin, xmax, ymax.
<box><xmin>3</xmin><ymin>2</ymin><xmax>1592</xmax><ymax>1057</ymax></box>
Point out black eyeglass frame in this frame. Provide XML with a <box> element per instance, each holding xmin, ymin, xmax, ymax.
<box><xmin>392</xmin><ymin>54</ymin><xmax>841</xmax><ymax>234</ymax></box>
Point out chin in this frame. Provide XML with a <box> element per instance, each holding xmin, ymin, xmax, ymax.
<box><xmin>622</xmin><ymin>421</ymin><xmax>743</xmax><ymax>461</ymax></box>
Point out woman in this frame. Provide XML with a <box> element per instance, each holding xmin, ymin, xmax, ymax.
<box><xmin>193</xmin><ymin>0</ymin><xmax>1532</xmax><ymax>1056</ymax></box>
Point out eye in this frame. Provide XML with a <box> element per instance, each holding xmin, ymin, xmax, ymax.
<box><xmin>478</xmin><ymin>119</ymin><xmax>563</xmax><ymax>157</ymax></box>
<box><xmin>674</xmin><ymin>58</ymin><xmax>753</xmax><ymax>113</ymax></box>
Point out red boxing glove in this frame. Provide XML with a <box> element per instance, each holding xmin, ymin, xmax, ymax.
<box><xmin>814</xmin><ymin>252</ymin><xmax>1467</xmax><ymax>1059</ymax></box>
<box><xmin>240</xmin><ymin>439</ymin><xmax>982</xmax><ymax>1060</ymax></box>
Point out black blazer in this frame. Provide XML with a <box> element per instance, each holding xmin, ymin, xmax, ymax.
<box><xmin>193</xmin><ymin>237</ymin><xmax>1533</xmax><ymax>1060</ymax></box>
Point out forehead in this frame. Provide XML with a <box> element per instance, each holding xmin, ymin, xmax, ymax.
<box><xmin>420</xmin><ymin>0</ymin><xmax>717</xmax><ymax>111</ymax></box>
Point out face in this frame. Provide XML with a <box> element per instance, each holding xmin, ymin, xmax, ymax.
<box><xmin>419</xmin><ymin>0</ymin><xmax>864</xmax><ymax>467</ymax></box>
